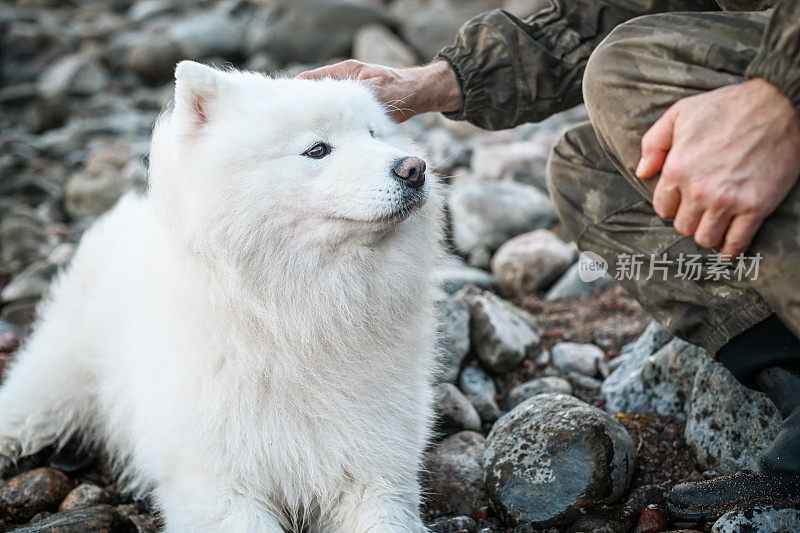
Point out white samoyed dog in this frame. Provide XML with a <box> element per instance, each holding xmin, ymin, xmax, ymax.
<box><xmin>0</xmin><ymin>61</ymin><xmax>442</xmax><ymax>532</ymax></box>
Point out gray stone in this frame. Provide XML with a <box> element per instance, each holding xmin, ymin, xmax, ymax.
<box><xmin>0</xmin><ymin>205</ymin><xmax>47</xmax><ymax>275</ymax></box>
<box><xmin>456</xmin><ymin>287</ymin><xmax>540</xmax><ymax>374</ymax></box>
<box><xmin>123</xmin><ymin>33</ymin><xmax>184</xmax><ymax>86</ymax></box>
<box><xmin>435</xmin><ymin>383</ymin><xmax>482</xmax><ymax>432</ymax></box>
<box><xmin>0</xmin><ymin>260</ymin><xmax>58</xmax><ymax>304</ymax></box>
<box><xmin>245</xmin><ymin>0</ymin><xmax>385</xmax><ymax>64</ymax></box>
<box><xmin>491</xmin><ymin>230</ymin><xmax>577</xmax><ymax>296</ymax></box>
<box><xmin>551</xmin><ymin>342</ymin><xmax>604</xmax><ymax>377</ymax></box>
<box><xmin>545</xmin><ymin>258</ymin><xmax>614</xmax><ymax>301</ymax></box>
<box><xmin>470</xmin><ymin>140</ymin><xmax>550</xmax><ymax>190</ymax></box>
<box><xmin>38</xmin><ymin>53</ymin><xmax>109</xmax><ymax>98</ymax></box>
<box><xmin>459</xmin><ymin>366</ymin><xmax>502</xmax><ymax>423</ymax></box>
<box><xmin>396</xmin><ymin>0</ymin><xmax>496</xmax><ymax>60</ymax></box>
<box><xmin>686</xmin><ymin>360</ymin><xmax>781</xmax><ymax>475</ymax></box>
<box><xmin>435</xmin><ymin>297</ymin><xmax>471</xmax><ymax>383</ymax></box>
<box><xmin>424</xmin><ymin>431</ymin><xmax>488</xmax><ymax>517</ymax></box>
<box><xmin>484</xmin><ymin>393</ymin><xmax>635</xmax><ymax>528</ymax></box>
<box><xmin>353</xmin><ymin>24</ymin><xmax>417</xmax><ymax>68</ymax></box>
<box><xmin>434</xmin><ymin>256</ymin><xmax>499</xmax><ymax>296</ymax></box>
<box><xmin>64</xmin><ymin>145</ymin><xmax>137</xmax><ymax>219</ymax></box>
<box><xmin>712</xmin><ymin>506</ymin><xmax>800</xmax><ymax>533</ymax></box>
<box><xmin>449</xmin><ymin>180</ymin><xmax>557</xmax><ymax>267</ymax></box>
<box><xmin>568</xmin><ymin>372</ymin><xmax>602</xmax><ymax>391</ymax></box>
<box><xmin>171</xmin><ymin>12</ymin><xmax>243</xmax><ymax>59</ymax></box>
<box><xmin>601</xmin><ymin>322</ymin><xmax>703</xmax><ymax>417</ymax></box>
<box><xmin>505</xmin><ymin>377</ymin><xmax>573</xmax><ymax>410</ymax></box>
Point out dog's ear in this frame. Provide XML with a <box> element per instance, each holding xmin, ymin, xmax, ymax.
<box><xmin>173</xmin><ymin>61</ymin><xmax>228</xmax><ymax>137</ymax></box>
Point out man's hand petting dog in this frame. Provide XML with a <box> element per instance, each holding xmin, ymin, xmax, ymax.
<box><xmin>636</xmin><ymin>77</ymin><xmax>800</xmax><ymax>258</ymax></box>
<box><xmin>299</xmin><ymin>60</ymin><xmax>462</xmax><ymax>122</ymax></box>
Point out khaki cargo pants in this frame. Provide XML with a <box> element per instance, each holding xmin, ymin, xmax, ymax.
<box><xmin>546</xmin><ymin>9</ymin><xmax>800</xmax><ymax>355</ymax></box>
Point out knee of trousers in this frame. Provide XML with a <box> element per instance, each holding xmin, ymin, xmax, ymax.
<box><xmin>546</xmin><ymin>124</ymin><xmax>607</xmax><ymax>244</ymax></box>
<box><xmin>582</xmin><ymin>15</ymin><xmax>671</xmax><ymax>181</ymax></box>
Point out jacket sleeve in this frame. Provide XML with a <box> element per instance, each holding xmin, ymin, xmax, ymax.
<box><xmin>435</xmin><ymin>0</ymin><xmax>720</xmax><ymax>130</ymax></box>
<box><xmin>745</xmin><ymin>0</ymin><xmax>800</xmax><ymax>115</ymax></box>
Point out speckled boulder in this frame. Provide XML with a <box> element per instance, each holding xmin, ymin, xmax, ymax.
<box><xmin>712</xmin><ymin>506</ymin><xmax>800</xmax><ymax>533</ymax></box>
<box><xmin>686</xmin><ymin>360</ymin><xmax>781</xmax><ymax>474</ymax></box>
<box><xmin>483</xmin><ymin>393</ymin><xmax>635</xmax><ymax>528</ymax></box>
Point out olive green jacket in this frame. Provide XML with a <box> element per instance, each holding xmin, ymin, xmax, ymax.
<box><xmin>435</xmin><ymin>0</ymin><xmax>800</xmax><ymax>129</ymax></box>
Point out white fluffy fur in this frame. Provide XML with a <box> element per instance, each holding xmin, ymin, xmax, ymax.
<box><xmin>0</xmin><ymin>61</ymin><xmax>442</xmax><ymax>532</ymax></box>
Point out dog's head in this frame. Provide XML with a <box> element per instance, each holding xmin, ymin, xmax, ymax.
<box><xmin>150</xmin><ymin>61</ymin><xmax>438</xmax><ymax>268</ymax></box>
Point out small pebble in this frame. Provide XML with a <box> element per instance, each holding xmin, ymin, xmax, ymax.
<box><xmin>634</xmin><ymin>504</ymin><xmax>669</xmax><ymax>533</ymax></box>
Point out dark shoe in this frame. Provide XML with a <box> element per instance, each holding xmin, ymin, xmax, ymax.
<box><xmin>667</xmin><ymin>470</ymin><xmax>800</xmax><ymax>523</ymax></box>
<box><xmin>668</xmin><ymin>316</ymin><xmax>800</xmax><ymax>523</ymax></box>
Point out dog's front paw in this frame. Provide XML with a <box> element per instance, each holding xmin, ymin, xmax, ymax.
<box><xmin>0</xmin><ymin>436</ymin><xmax>21</xmax><ymax>474</ymax></box>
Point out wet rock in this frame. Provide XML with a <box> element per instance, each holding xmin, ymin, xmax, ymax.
<box><xmin>505</xmin><ymin>377</ymin><xmax>572</xmax><ymax>410</ymax></box>
<box><xmin>491</xmin><ymin>230</ymin><xmax>577</xmax><ymax>296</ymax></box>
<box><xmin>435</xmin><ymin>383</ymin><xmax>482</xmax><ymax>432</ymax></box>
<box><xmin>545</xmin><ymin>257</ymin><xmax>614</xmax><ymax>301</ymax></box>
<box><xmin>634</xmin><ymin>504</ymin><xmax>669</xmax><ymax>533</ymax></box>
<box><xmin>435</xmin><ymin>297</ymin><xmax>470</xmax><ymax>383</ymax></box>
<box><xmin>459</xmin><ymin>366</ymin><xmax>502</xmax><ymax>423</ymax></box>
<box><xmin>38</xmin><ymin>53</ymin><xmax>110</xmax><ymax>98</ymax></box>
<box><xmin>12</xmin><ymin>504</ymin><xmax>126</xmax><ymax>532</ymax></box>
<box><xmin>430</xmin><ymin>515</ymin><xmax>477</xmax><ymax>533</ymax></box>
<box><xmin>456</xmin><ymin>287</ymin><xmax>540</xmax><ymax>374</ymax></box>
<box><xmin>425</xmin><ymin>431</ymin><xmax>488</xmax><ymax>517</ymax></box>
<box><xmin>449</xmin><ymin>180</ymin><xmax>557</xmax><ymax>267</ymax></box>
<box><xmin>685</xmin><ymin>360</ymin><xmax>781</xmax><ymax>475</ymax></box>
<box><xmin>0</xmin><ymin>467</ymin><xmax>73</xmax><ymax>522</ymax></box>
<box><xmin>245</xmin><ymin>0</ymin><xmax>385</xmax><ymax>64</ymax></box>
<box><xmin>434</xmin><ymin>256</ymin><xmax>499</xmax><ymax>296</ymax></box>
<box><xmin>551</xmin><ymin>342</ymin><xmax>604</xmax><ymax>377</ymax></box>
<box><xmin>711</xmin><ymin>506</ymin><xmax>800</xmax><ymax>533</ymax></box>
<box><xmin>353</xmin><ymin>24</ymin><xmax>417</xmax><ymax>68</ymax></box>
<box><xmin>601</xmin><ymin>323</ymin><xmax>701</xmax><ymax>417</ymax></box>
<box><xmin>483</xmin><ymin>393</ymin><xmax>635</xmax><ymax>528</ymax></box>
<box><xmin>58</xmin><ymin>483</ymin><xmax>112</xmax><ymax>512</ymax></box>
<box><xmin>0</xmin><ymin>260</ymin><xmax>59</xmax><ymax>304</ymax></box>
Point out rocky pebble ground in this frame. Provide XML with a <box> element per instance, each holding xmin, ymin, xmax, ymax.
<box><xmin>1</xmin><ymin>0</ymin><xmax>797</xmax><ymax>532</ymax></box>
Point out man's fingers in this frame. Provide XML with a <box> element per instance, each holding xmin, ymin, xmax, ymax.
<box><xmin>652</xmin><ymin>182</ymin><xmax>681</xmax><ymax>220</ymax></box>
<box><xmin>720</xmin><ymin>214</ymin><xmax>762</xmax><ymax>258</ymax></box>
<box><xmin>672</xmin><ymin>200</ymin><xmax>704</xmax><ymax>237</ymax></box>
<box><xmin>636</xmin><ymin>105</ymin><xmax>678</xmax><ymax>179</ymax></box>
<box><xmin>298</xmin><ymin>60</ymin><xmax>361</xmax><ymax>80</ymax></box>
<box><xmin>694</xmin><ymin>209</ymin><xmax>732</xmax><ymax>249</ymax></box>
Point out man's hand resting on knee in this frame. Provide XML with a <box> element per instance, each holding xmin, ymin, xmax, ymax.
<box><xmin>636</xmin><ymin>78</ymin><xmax>800</xmax><ymax>258</ymax></box>
<box><xmin>299</xmin><ymin>60</ymin><xmax>461</xmax><ymax>122</ymax></box>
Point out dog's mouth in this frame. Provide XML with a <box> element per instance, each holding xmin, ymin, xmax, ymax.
<box><xmin>327</xmin><ymin>192</ymin><xmax>427</xmax><ymax>226</ymax></box>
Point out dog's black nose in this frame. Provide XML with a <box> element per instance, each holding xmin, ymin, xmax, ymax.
<box><xmin>392</xmin><ymin>157</ymin><xmax>426</xmax><ymax>189</ymax></box>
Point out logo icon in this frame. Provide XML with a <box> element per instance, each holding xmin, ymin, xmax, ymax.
<box><xmin>578</xmin><ymin>251</ymin><xmax>608</xmax><ymax>282</ymax></box>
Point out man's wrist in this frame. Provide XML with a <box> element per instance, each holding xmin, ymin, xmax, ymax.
<box><xmin>416</xmin><ymin>61</ymin><xmax>462</xmax><ymax>115</ymax></box>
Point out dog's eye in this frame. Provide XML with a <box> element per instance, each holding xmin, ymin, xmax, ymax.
<box><xmin>303</xmin><ymin>142</ymin><xmax>332</xmax><ymax>159</ymax></box>
<box><xmin>369</xmin><ymin>128</ymin><xmax>376</xmax><ymax>138</ymax></box>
